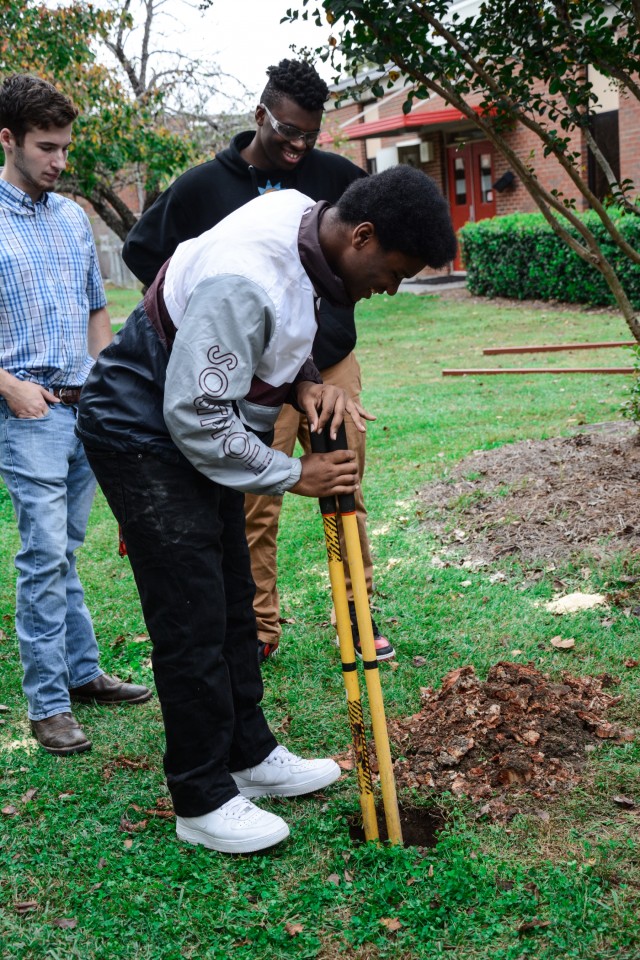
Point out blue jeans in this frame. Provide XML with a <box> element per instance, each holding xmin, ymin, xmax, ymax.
<box><xmin>0</xmin><ymin>399</ymin><xmax>101</xmax><ymax>720</ymax></box>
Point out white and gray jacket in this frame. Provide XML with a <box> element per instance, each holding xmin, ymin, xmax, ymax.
<box><xmin>77</xmin><ymin>190</ymin><xmax>348</xmax><ymax>496</ymax></box>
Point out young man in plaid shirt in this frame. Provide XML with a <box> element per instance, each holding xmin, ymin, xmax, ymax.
<box><xmin>0</xmin><ymin>74</ymin><xmax>151</xmax><ymax>756</ymax></box>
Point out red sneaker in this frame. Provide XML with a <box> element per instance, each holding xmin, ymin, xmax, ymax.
<box><xmin>258</xmin><ymin>640</ymin><xmax>280</xmax><ymax>666</ymax></box>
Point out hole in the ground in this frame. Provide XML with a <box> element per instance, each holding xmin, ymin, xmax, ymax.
<box><xmin>347</xmin><ymin>802</ymin><xmax>446</xmax><ymax>847</ymax></box>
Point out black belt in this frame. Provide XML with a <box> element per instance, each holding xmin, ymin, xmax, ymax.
<box><xmin>52</xmin><ymin>385</ymin><xmax>82</xmax><ymax>405</ymax></box>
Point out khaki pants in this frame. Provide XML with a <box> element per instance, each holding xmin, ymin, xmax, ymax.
<box><xmin>244</xmin><ymin>352</ymin><xmax>374</xmax><ymax>645</ymax></box>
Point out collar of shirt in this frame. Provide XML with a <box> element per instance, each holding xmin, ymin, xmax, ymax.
<box><xmin>0</xmin><ymin>178</ymin><xmax>50</xmax><ymax>215</ymax></box>
<box><xmin>298</xmin><ymin>200</ymin><xmax>353</xmax><ymax>308</ymax></box>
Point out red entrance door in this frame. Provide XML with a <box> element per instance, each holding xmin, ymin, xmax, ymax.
<box><xmin>447</xmin><ymin>141</ymin><xmax>497</xmax><ymax>270</ymax></box>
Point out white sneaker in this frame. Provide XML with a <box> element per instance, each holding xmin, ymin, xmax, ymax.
<box><xmin>232</xmin><ymin>745</ymin><xmax>341</xmax><ymax>799</ymax></box>
<box><xmin>176</xmin><ymin>795</ymin><xmax>289</xmax><ymax>854</ymax></box>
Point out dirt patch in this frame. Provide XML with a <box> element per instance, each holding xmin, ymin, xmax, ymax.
<box><xmin>347</xmin><ymin>802</ymin><xmax>445</xmax><ymax>847</ymax></box>
<box><xmin>419</xmin><ymin>421</ymin><xmax>640</xmax><ymax>565</ymax></box>
<box><xmin>388</xmin><ymin>661</ymin><xmax>634</xmax><ymax>822</ymax></box>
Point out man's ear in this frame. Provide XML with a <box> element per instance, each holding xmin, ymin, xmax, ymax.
<box><xmin>0</xmin><ymin>128</ymin><xmax>15</xmax><ymax>151</ymax></box>
<box><xmin>255</xmin><ymin>105</ymin><xmax>266</xmax><ymax>127</ymax></box>
<box><xmin>352</xmin><ymin>221</ymin><xmax>375</xmax><ymax>250</ymax></box>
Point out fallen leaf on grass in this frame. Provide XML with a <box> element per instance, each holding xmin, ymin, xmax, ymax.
<box><xmin>120</xmin><ymin>816</ymin><xmax>148</xmax><ymax>833</ymax></box>
<box><xmin>549</xmin><ymin>636</ymin><xmax>576</xmax><ymax>650</ymax></box>
<box><xmin>624</xmin><ymin>659</ymin><xmax>640</xmax><ymax>668</ymax></box>
<box><xmin>103</xmin><ymin>756</ymin><xmax>152</xmax><ymax>781</ymax></box>
<box><xmin>52</xmin><ymin>918</ymin><xmax>77</xmax><ymax>929</ymax></box>
<box><xmin>21</xmin><ymin>788</ymin><xmax>37</xmax><ymax>803</ymax></box>
<box><xmin>123</xmin><ymin>838</ymin><xmax>134</xmax><ymax>849</ymax></box>
<box><xmin>545</xmin><ymin>592</ymin><xmax>606</xmax><ymax>614</ymax></box>
<box><xmin>14</xmin><ymin>901</ymin><xmax>38</xmax><ymax>914</ymax></box>
<box><xmin>130</xmin><ymin>802</ymin><xmax>174</xmax><ymax>820</ymax></box>
<box><xmin>612</xmin><ymin>795</ymin><xmax>636</xmax><ymax>809</ymax></box>
<box><xmin>412</xmin><ymin>656</ymin><xmax>427</xmax><ymax>668</ymax></box>
<box><xmin>285</xmin><ymin>922</ymin><xmax>304</xmax><ymax>937</ymax></box>
<box><xmin>380</xmin><ymin>917</ymin><xmax>402</xmax><ymax>932</ymax></box>
<box><xmin>2</xmin><ymin>805</ymin><xmax>18</xmax><ymax>817</ymax></box>
<box><xmin>326</xmin><ymin>874</ymin><xmax>340</xmax><ymax>886</ymax></box>
<box><xmin>0</xmin><ymin>704</ymin><xmax>9</xmax><ymax>712</ymax></box>
<box><xmin>279</xmin><ymin>617</ymin><xmax>296</xmax><ymax>625</ymax></box>
<box><xmin>518</xmin><ymin>919</ymin><xmax>550</xmax><ymax>935</ymax></box>
<box><xmin>335</xmin><ymin>754</ymin><xmax>354</xmax><ymax>771</ymax></box>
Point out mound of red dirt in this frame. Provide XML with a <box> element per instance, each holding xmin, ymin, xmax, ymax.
<box><xmin>388</xmin><ymin>661</ymin><xmax>634</xmax><ymax>821</ymax></box>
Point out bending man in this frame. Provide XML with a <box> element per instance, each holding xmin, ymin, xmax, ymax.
<box><xmin>77</xmin><ymin>166</ymin><xmax>456</xmax><ymax>854</ymax></box>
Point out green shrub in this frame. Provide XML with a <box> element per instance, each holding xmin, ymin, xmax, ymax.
<box><xmin>460</xmin><ymin>210</ymin><xmax>640</xmax><ymax>307</ymax></box>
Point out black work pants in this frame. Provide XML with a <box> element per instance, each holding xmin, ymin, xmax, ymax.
<box><xmin>85</xmin><ymin>448</ymin><xmax>277</xmax><ymax>816</ymax></box>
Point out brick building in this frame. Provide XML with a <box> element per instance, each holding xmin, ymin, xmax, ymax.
<box><xmin>319</xmin><ymin>63</ymin><xmax>626</xmax><ymax>273</ymax></box>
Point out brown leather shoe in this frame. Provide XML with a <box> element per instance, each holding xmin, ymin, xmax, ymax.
<box><xmin>69</xmin><ymin>673</ymin><xmax>152</xmax><ymax>705</ymax></box>
<box><xmin>31</xmin><ymin>712</ymin><xmax>92</xmax><ymax>756</ymax></box>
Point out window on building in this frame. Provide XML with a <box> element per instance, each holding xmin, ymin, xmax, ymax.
<box><xmin>588</xmin><ymin>110</ymin><xmax>620</xmax><ymax>203</ymax></box>
<box><xmin>478</xmin><ymin>152</ymin><xmax>493</xmax><ymax>203</ymax></box>
<box><xmin>454</xmin><ymin>156</ymin><xmax>467</xmax><ymax>205</ymax></box>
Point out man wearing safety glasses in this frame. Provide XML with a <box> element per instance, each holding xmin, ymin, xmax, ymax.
<box><xmin>123</xmin><ymin>59</ymin><xmax>396</xmax><ymax>667</ymax></box>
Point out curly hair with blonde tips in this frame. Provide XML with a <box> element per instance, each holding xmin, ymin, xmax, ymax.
<box><xmin>260</xmin><ymin>59</ymin><xmax>329</xmax><ymax>113</ymax></box>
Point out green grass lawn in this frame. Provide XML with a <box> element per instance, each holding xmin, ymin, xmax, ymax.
<box><xmin>104</xmin><ymin>282</ymin><xmax>141</xmax><ymax>320</ymax></box>
<box><xmin>1</xmin><ymin>292</ymin><xmax>639</xmax><ymax>959</ymax></box>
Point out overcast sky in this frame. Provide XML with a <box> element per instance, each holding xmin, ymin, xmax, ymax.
<box><xmin>179</xmin><ymin>0</ymin><xmax>337</xmax><ymax>109</ymax></box>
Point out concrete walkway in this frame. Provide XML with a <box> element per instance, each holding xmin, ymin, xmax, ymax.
<box><xmin>399</xmin><ymin>275</ymin><xmax>467</xmax><ymax>295</ymax></box>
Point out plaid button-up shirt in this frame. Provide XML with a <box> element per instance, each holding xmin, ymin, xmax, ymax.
<box><xmin>0</xmin><ymin>179</ymin><xmax>106</xmax><ymax>387</ymax></box>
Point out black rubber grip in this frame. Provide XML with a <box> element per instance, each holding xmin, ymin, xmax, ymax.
<box><xmin>327</xmin><ymin>422</ymin><xmax>356</xmax><ymax>514</ymax></box>
<box><xmin>309</xmin><ymin>426</ymin><xmax>337</xmax><ymax>515</ymax></box>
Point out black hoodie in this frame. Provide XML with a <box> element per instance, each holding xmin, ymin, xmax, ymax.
<box><xmin>122</xmin><ymin>131</ymin><xmax>367</xmax><ymax>369</ymax></box>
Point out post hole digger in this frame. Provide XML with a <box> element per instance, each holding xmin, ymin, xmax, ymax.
<box><xmin>310</xmin><ymin>422</ymin><xmax>403</xmax><ymax>845</ymax></box>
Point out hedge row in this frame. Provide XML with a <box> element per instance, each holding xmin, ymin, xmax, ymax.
<box><xmin>459</xmin><ymin>210</ymin><xmax>640</xmax><ymax>308</ymax></box>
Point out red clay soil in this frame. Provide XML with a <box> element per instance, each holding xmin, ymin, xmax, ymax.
<box><xmin>388</xmin><ymin>661</ymin><xmax>634</xmax><ymax>822</ymax></box>
<box><xmin>385</xmin><ymin>419</ymin><xmax>639</xmax><ymax>821</ymax></box>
